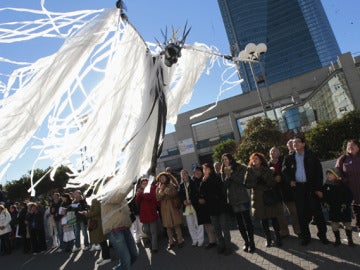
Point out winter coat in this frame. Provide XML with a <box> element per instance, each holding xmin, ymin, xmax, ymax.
<box><xmin>282</xmin><ymin>149</ymin><xmax>323</xmax><ymax>194</ymax></box>
<box><xmin>136</xmin><ymin>184</ymin><xmax>159</xmax><ymax>224</ymax></box>
<box><xmin>69</xmin><ymin>198</ymin><xmax>88</xmax><ymax>224</ymax></box>
<box><xmin>15</xmin><ymin>207</ymin><xmax>27</xmax><ymax>237</ymax></box>
<box><xmin>222</xmin><ymin>164</ymin><xmax>250</xmax><ymax>210</ymax></box>
<box><xmin>245</xmin><ymin>166</ymin><xmax>283</xmax><ymax>219</ymax></box>
<box><xmin>0</xmin><ymin>210</ymin><xmax>12</xmax><ymax>235</ymax></box>
<box><xmin>86</xmin><ymin>198</ymin><xmax>107</xmax><ymax>244</ymax></box>
<box><xmin>198</xmin><ymin>173</ymin><xmax>227</xmax><ymax>217</ymax></box>
<box><xmin>101</xmin><ymin>199</ymin><xmax>133</xmax><ymax>235</ymax></box>
<box><xmin>336</xmin><ymin>153</ymin><xmax>360</xmax><ymax>204</ymax></box>
<box><xmin>26</xmin><ymin>210</ymin><xmax>45</xmax><ymax>231</ymax></box>
<box><xmin>179</xmin><ymin>178</ymin><xmax>200</xmax><ymax>213</ymax></box>
<box><xmin>50</xmin><ymin>200</ymin><xmax>63</xmax><ymax>222</ymax></box>
<box><xmin>323</xmin><ymin>180</ymin><xmax>353</xmax><ymax>222</ymax></box>
<box><xmin>269</xmin><ymin>157</ymin><xmax>294</xmax><ymax>202</ymax></box>
<box><xmin>156</xmin><ymin>181</ymin><xmax>183</xmax><ymax>228</ymax></box>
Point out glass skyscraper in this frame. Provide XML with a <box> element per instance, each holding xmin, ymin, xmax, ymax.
<box><xmin>218</xmin><ymin>0</ymin><xmax>341</xmax><ymax>92</ymax></box>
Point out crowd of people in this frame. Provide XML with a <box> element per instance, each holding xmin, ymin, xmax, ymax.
<box><xmin>0</xmin><ymin>136</ymin><xmax>359</xmax><ymax>269</ymax></box>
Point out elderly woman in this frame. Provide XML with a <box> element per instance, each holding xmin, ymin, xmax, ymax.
<box><xmin>156</xmin><ymin>172</ymin><xmax>184</xmax><ymax>250</ymax></box>
<box><xmin>336</xmin><ymin>139</ymin><xmax>360</xmax><ymax>237</ymax></box>
<box><xmin>245</xmin><ymin>152</ymin><xmax>282</xmax><ymax>247</ymax></box>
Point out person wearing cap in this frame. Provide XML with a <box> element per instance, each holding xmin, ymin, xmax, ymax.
<box><xmin>323</xmin><ymin>168</ymin><xmax>354</xmax><ymax>246</ymax></box>
<box><xmin>156</xmin><ymin>172</ymin><xmax>184</xmax><ymax>250</ymax></box>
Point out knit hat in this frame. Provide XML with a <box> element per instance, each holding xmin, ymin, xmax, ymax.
<box><xmin>326</xmin><ymin>168</ymin><xmax>341</xmax><ymax>179</ymax></box>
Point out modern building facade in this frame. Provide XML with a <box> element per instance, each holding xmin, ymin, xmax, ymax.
<box><xmin>156</xmin><ymin>53</ymin><xmax>360</xmax><ymax>174</ymax></box>
<box><xmin>217</xmin><ymin>0</ymin><xmax>341</xmax><ymax>92</ymax></box>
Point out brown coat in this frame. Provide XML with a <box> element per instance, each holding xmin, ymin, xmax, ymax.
<box><xmin>156</xmin><ymin>182</ymin><xmax>183</xmax><ymax>228</ymax></box>
<box><xmin>85</xmin><ymin>199</ymin><xmax>106</xmax><ymax>244</ymax></box>
<box><xmin>245</xmin><ymin>166</ymin><xmax>283</xmax><ymax>219</ymax></box>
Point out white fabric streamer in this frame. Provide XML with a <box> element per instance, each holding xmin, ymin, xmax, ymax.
<box><xmin>0</xmin><ymin>5</ymin><xmax>213</xmax><ymax>203</ymax></box>
<box><xmin>0</xmin><ymin>5</ymin><xmax>238</xmax><ymax>204</ymax></box>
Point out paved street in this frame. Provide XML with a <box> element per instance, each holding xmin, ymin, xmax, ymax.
<box><xmin>1</xmin><ymin>221</ymin><xmax>360</xmax><ymax>270</ymax></box>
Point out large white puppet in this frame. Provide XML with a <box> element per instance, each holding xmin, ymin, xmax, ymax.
<box><xmin>0</xmin><ymin>1</ymin><xmax>240</xmax><ymax>203</ymax></box>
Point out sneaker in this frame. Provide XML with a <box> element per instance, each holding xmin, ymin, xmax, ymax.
<box><xmin>83</xmin><ymin>245</ymin><xmax>91</xmax><ymax>251</ymax></box>
<box><xmin>95</xmin><ymin>244</ymin><xmax>102</xmax><ymax>251</ymax></box>
<box><xmin>98</xmin><ymin>259</ymin><xmax>111</xmax><ymax>266</ymax></box>
<box><xmin>89</xmin><ymin>245</ymin><xmax>96</xmax><ymax>252</ymax></box>
<box><xmin>72</xmin><ymin>247</ymin><xmax>81</xmax><ymax>252</ymax></box>
<box><xmin>96</xmin><ymin>258</ymin><xmax>103</xmax><ymax>264</ymax></box>
<box><xmin>56</xmin><ymin>248</ymin><xmax>63</xmax><ymax>253</ymax></box>
<box><xmin>167</xmin><ymin>243</ymin><xmax>175</xmax><ymax>250</ymax></box>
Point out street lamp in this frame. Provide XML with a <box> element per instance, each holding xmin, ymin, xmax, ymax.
<box><xmin>236</xmin><ymin>43</ymin><xmax>278</xmax><ymax>122</ymax></box>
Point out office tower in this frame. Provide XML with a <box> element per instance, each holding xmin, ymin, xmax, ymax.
<box><xmin>218</xmin><ymin>0</ymin><xmax>341</xmax><ymax>92</ymax></box>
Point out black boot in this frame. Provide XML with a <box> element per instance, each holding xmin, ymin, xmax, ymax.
<box><xmin>239</xmin><ymin>228</ymin><xmax>250</xmax><ymax>252</ymax></box>
<box><xmin>262</xmin><ymin>219</ymin><xmax>272</xmax><ymax>247</ymax></box>
<box><xmin>346</xmin><ymin>230</ymin><xmax>354</xmax><ymax>247</ymax></box>
<box><xmin>265</xmin><ymin>234</ymin><xmax>272</xmax><ymax>247</ymax></box>
<box><xmin>274</xmin><ymin>230</ymin><xmax>282</xmax><ymax>247</ymax></box>
<box><xmin>272</xmin><ymin>218</ymin><xmax>282</xmax><ymax>247</ymax></box>
<box><xmin>248</xmin><ymin>231</ymin><xmax>256</xmax><ymax>253</ymax></box>
<box><xmin>333</xmin><ymin>231</ymin><xmax>341</xmax><ymax>246</ymax></box>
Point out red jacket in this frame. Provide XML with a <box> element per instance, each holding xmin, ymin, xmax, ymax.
<box><xmin>135</xmin><ymin>184</ymin><xmax>159</xmax><ymax>224</ymax></box>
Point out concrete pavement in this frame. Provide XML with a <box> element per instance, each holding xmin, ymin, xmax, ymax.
<box><xmin>1</xmin><ymin>221</ymin><xmax>359</xmax><ymax>270</ymax></box>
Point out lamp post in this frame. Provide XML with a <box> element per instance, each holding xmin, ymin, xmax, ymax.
<box><xmin>236</xmin><ymin>43</ymin><xmax>278</xmax><ymax>122</ymax></box>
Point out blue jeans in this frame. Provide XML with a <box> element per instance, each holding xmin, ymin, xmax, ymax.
<box><xmin>74</xmin><ymin>222</ymin><xmax>89</xmax><ymax>248</ymax></box>
<box><xmin>55</xmin><ymin>220</ymin><xmax>64</xmax><ymax>249</ymax></box>
<box><xmin>107</xmin><ymin>228</ymin><xmax>138</xmax><ymax>270</ymax></box>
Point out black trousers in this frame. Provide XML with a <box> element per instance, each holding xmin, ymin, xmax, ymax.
<box><xmin>352</xmin><ymin>204</ymin><xmax>360</xmax><ymax>230</ymax></box>
<box><xmin>293</xmin><ymin>183</ymin><xmax>327</xmax><ymax>240</ymax></box>
<box><xmin>100</xmin><ymin>240</ymin><xmax>110</xmax><ymax>260</ymax></box>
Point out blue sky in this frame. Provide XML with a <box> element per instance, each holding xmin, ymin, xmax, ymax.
<box><xmin>0</xmin><ymin>0</ymin><xmax>359</xmax><ymax>184</ymax></box>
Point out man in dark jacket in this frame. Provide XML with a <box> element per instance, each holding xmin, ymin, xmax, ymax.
<box><xmin>282</xmin><ymin>135</ymin><xmax>329</xmax><ymax>246</ymax></box>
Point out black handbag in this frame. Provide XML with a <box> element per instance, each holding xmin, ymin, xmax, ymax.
<box><xmin>263</xmin><ymin>188</ymin><xmax>280</xmax><ymax>206</ymax></box>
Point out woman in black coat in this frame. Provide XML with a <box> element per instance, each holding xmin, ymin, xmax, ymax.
<box><xmin>192</xmin><ymin>167</ymin><xmax>216</xmax><ymax>248</ymax></box>
<box><xmin>245</xmin><ymin>152</ymin><xmax>282</xmax><ymax>247</ymax></box>
<box><xmin>199</xmin><ymin>163</ymin><xmax>232</xmax><ymax>255</ymax></box>
<box><xmin>221</xmin><ymin>153</ymin><xmax>255</xmax><ymax>253</ymax></box>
